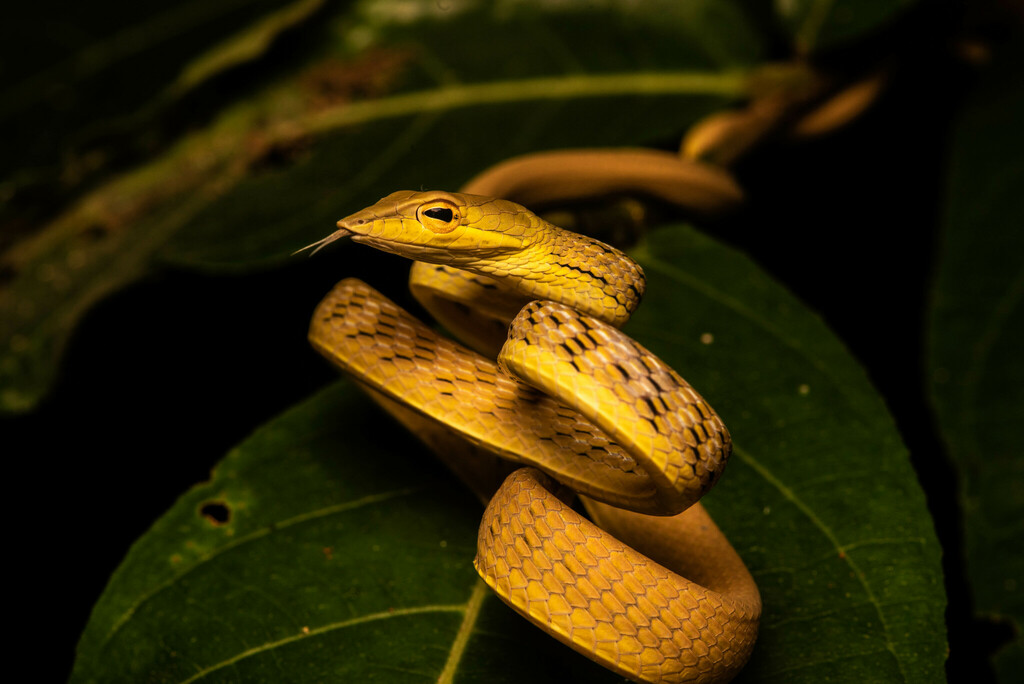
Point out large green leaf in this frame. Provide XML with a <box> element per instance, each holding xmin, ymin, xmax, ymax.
<box><xmin>69</xmin><ymin>382</ymin><xmax>621</xmax><ymax>684</ymax></box>
<box><xmin>632</xmin><ymin>228</ymin><xmax>945</xmax><ymax>681</ymax></box>
<box><xmin>74</xmin><ymin>225</ymin><xmax>945</xmax><ymax>682</ymax></box>
<box><xmin>0</xmin><ymin>0</ymin><xmax>761</xmax><ymax>414</ymax></box>
<box><xmin>928</xmin><ymin>40</ymin><xmax>1024</xmax><ymax>681</ymax></box>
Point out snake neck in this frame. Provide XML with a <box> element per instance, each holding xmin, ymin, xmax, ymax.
<box><xmin>477</xmin><ymin>222</ymin><xmax>645</xmax><ymax>328</ymax></box>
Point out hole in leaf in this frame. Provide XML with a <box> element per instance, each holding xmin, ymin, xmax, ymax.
<box><xmin>200</xmin><ymin>501</ymin><xmax>231</xmax><ymax>526</ymax></box>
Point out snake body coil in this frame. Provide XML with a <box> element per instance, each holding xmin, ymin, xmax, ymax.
<box><xmin>308</xmin><ymin>190</ymin><xmax>760</xmax><ymax>683</ymax></box>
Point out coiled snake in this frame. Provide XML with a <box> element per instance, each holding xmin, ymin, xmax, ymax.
<box><xmin>305</xmin><ymin>185</ymin><xmax>761</xmax><ymax>682</ymax></box>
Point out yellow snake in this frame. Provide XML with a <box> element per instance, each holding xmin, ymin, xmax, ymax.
<box><xmin>305</xmin><ymin>189</ymin><xmax>761</xmax><ymax>683</ymax></box>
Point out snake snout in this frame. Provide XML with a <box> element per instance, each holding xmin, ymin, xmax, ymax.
<box><xmin>336</xmin><ymin>217</ymin><xmax>369</xmax><ymax>230</ymax></box>
<box><xmin>336</xmin><ymin>217</ymin><xmax>367</xmax><ymax>232</ymax></box>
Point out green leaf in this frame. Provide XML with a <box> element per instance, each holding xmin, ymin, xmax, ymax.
<box><xmin>631</xmin><ymin>227</ymin><xmax>945</xmax><ymax>682</ymax></box>
<box><xmin>1</xmin><ymin>0</ymin><xmax>761</xmax><ymax>414</ymax></box>
<box><xmin>70</xmin><ymin>382</ymin><xmax>620</xmax><ymax>684</ymax></box>
<box><xmin>928</xmin><ymin>40</ymin><xmax>1024</xmax><ymax>681</ymax></box>
<box><xmin>74</xmin><ymin>225</ymin><xmax>946</xmax><ymax>682</ymax></box>
<box><xmin>70</xmin><ymin>381</ymin><xmax>485</xmax><ymax>683</ymax></box>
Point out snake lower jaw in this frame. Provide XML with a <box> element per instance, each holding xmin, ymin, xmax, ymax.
<box><xmin>350</xmin><ymin>235</ymin><xmax>439</xmax><ymax>260</ymax></box>
<box><xmin>350</xmin><ymin>235</ymin><xmax>521</xmax><ymax>271</ymax></box>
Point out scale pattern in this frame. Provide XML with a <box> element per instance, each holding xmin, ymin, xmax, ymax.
<box><xmin>476</xmin><ymin>469</ymin><xmax>759</xmax><ymax>683</ymax></box>
<box><xmin>501</xmin><ymin>299</ymin><xmax>730</xmax><ymax>515</ymax></box>
<box><xmin>491</xmin><ymin>224</ymin><xmax>646</xmax><ymax>327</ymax></box>
<box><xmin>308</xmin><ymin>190</ymin><xmax>761</xmax><ymax>683</ymax></box>
<box><xmin>311</xmin><ymin>279</ymin><xmax>656</xmax><ymax>510</ymax></box>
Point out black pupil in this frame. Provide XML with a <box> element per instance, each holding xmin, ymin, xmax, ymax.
<box><xmin>424</xmin><ymin>207</ymin><xmax>454</xmax><ymax>222</ymax></box>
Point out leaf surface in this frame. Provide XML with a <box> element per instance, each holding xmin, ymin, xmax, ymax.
<box><xmin>927</xmin><ymin>40</ymin><xmax>1024</xmax><ymax>681</ymax></box>
<box><xmin>74</xmin><ymin>224</ymin><xmax>946</xmax><ymax>682</ymax></box>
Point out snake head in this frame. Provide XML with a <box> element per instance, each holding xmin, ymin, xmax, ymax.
<box><xmin>299</xmin><ymin>191</ymin><xmax>538</xmax><ymax>264</ymax></box>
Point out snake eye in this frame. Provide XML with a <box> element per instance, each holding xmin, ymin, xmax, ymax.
<box><xmin>417</xmin><ymin>201</ymin><xmax>461</xmax><ymax>233</ymax></box>
<box><xmin>424</xmin><ymin>207</ymin><xmax>453</xmax><ymax>221</ymax></box>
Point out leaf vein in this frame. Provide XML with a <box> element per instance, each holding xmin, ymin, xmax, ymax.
<box><xmin>733</xmin><ymin>446</ymin><xmax>907</xmax><ymax>681</ymax></box>
<box><xmin>436</xmin><ymin>580</ymin><xmax>489</xmax><ymax>684</ymax></box>
<box><xmin>178</xmin><ymin>603</ymin><xmax>467</xmax><ymax>684</ymax></box>
<box><xmin>305</xmin><ymin>70</ymin><xmax>749</xmax><ymax>135</ymax></box>
<box><xmin>100</xmin><ymin>486</ymin><xmax>423</xmax><ymax>655</ymax></box>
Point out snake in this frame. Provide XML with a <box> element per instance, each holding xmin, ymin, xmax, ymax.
<box><xmin>305</xmin><ymin>188</ymin><xmax>761</xmax><ymax>683</ymax></box>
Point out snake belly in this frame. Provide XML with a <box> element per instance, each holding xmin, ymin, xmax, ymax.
<box><xmin>307</xmin><ymin>190</ymin><xmax>761</xmax><ymax>683</ymax></box>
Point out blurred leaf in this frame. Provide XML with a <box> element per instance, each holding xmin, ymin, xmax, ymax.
<box><xmin>0</xmin><ymin>0</ymin><xmax>327</xmax><ymax>204</ymax></box>
<box><xmin>169</xmin><ymin>0</ymin><xmax>328</xmax><ymax>97</ymax></box>
<box><xmin>1</xmin><ymin>0</ymin><xmax>760</xmax><ymax>413</ymax></box>
<box><xmin>74</xmin><ymin>224</ymin><xmax>946</xmax><ymax>682</ymax></box>
<box><xmin>763</xmin><ymin>0</ymin><xmax>919</xmax><ymax>53</ymax></box>
<box><xmin>928</xmin><ymin>41</ymin><xmax>1024</xmax><ymax>681</ymax></box>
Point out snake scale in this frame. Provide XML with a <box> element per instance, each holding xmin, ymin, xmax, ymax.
<box><xmin>306</xmin><ymin>189</ymin><xmax>761</xmax><ymax>683</ymax></box>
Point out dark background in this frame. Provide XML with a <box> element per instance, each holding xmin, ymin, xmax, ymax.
<box><xmin>3</xmin><ymin>1</ymin><xmax>1016</xmax><ymax>681</ymax></box>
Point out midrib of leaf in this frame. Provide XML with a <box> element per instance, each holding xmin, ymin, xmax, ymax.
<box><xmin>98</xmin><ymin>486</ymin><xmax>422</xmax><ymax>655</ymax></box>
<box><xmin>171</xmin><ymin>579</ymin><xmax>489</xmax><ymax>683</ymax></box>
<box><xmin>436</xmin><ymin>580</ymin><xmax>489</xmax><ymax>684</ymax></box>
<box><xmin>304</xmin><ymin>70</ymin><xmax>750</xmax><ymax>135</ymax></box>
<box><xmin>178</xmin><ymin>603</ymin><xmax>468</xmax><ymax>684</ymax></box>
<box><xmin>632</xmin><ymin>250</ymin><xmax>875</xmax><ymax>427</ymax></box>
<box><xmin>733</xmin><ymin>446</ymin><xmax>908</xmax><ymax>682</ymax></box>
